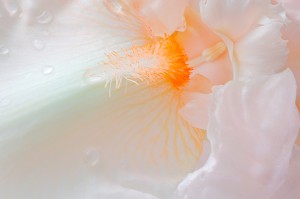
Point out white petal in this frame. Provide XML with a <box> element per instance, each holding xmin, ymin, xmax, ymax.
<box><xmin>282</xmin><ymin>0</ymin><xmax>300</xmax><ymax>110</ymax></box>
<box><xmin>281</xmin><ymin>0</ymin><xmax>300</xmax><ymax>146</ymax></box>
<box><xmin>0</xmin><ymin>0</ymin><xmax>147</xmax><ymax>131</ymax></box>
<box><xmin>200</xmin><ymin>0</ymin><xmax>272</xmax><ymax>39</ymax></box>
<box><xmin>272</xmin><ymin>146</ymin><xmax>300</xmax><ymax>199</ymax></box>
<box><xmin>0</xmin><ymin>79</ymin><xmax>205</xmax><ymax>198</ymax></box>
<box><xmin>0</xmin><ymin>1</ymin><xmax>204</xmax><ymax>197</ymax></box>
<box><xmin>235</xmin><ymin>21</ymin><xmax>288</xmax><ymax>78</ymax></box>
<box><xmin>175</xmin><ymin>69</ymin><xmax>300</xmax><ymax>199</ymax></box>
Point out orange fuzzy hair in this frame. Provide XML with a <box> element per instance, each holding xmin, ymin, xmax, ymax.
<box><xmin>104</xmin><ymin>34</ymin><xmax>192</xmax><ymax>89</ymax></box>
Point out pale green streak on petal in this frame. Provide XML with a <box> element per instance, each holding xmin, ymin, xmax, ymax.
<box><xmin>0</xmin><ymin>79</ymin><xmax>204</xmax><ymax>198</ymax></box>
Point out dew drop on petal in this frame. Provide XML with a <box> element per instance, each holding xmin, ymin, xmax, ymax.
<box><xmin>3</xmin><ymin>0</ymin><xmax>19</xmax><ymax>17</ymax></box>
<box><xmin>83</xmin><ymin>75</ymin><xmax>105</xmax><ymax>85</ymax></box>
<box><xmin>0</xmin><ymin>46</ymin><xmax>10</xmax><ymax>55</ymax></box>
<box><xmin>84</xmin><ymin>147</ymin><xmax>99</xmax><ymax>166</ymax></box>
<box><xmin>42</xmin><ymin>65</ymin><xmax>54</xmax><ymax>75</ymax></box>
<box><xmin>82</xmin><ymin>70</ymin><xmax>108</xmax><ymax>86</ymax></box>
<box><xmin>32</xmin><ymin>39</ymin><xmax>45</xmax><ymax>50</ymax></box>
<box><xmin>36</xmin><ymin>11</ymin><xmax>53</xmax><ymax>24</ymax></box>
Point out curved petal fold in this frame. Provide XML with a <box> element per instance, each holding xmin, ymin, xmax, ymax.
<box><xmin>175</xmin><ymin>69</ymin><xmax>300</xmax><ymax>199</ymax></box>
<box><xmin>132</xmin><ymin>0</ymin><xmax>189</xmax><ymax>36</ymax></box>
<box><xmin>180</xmin><ymin>93</ymin><xmax>210</xmax><ymax>130</ymax></box>
<box><xmin>180</xmin><ymin>74</ymin><xmax>212</xmax><ymax>130</ymax></box>
<box><xmin>235</xmin><ymin>21</ymin><xmax>288</xmax><ymax>78</ymax></box>
<box><xmin>200</xmin><ymin>0</ymin><xmax>271</xmax><ymax>39</ymax></box>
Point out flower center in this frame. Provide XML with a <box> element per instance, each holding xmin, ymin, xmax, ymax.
<box><xmin>103</xmin><ymin>34</ymin><xmax>191</xmax><ymax>89</ymax></box>
<box><xmin>98</xmin><ymin>35</ymin><xmax>226</xmax><ymax>90</ymax></box>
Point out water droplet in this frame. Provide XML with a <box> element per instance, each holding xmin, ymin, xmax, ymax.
<box><xmin>83</xmin><ymin>75</ymin><xmax>106</xmax><ymax>85</ymax></box>
<box><xmin>36</xmin><ymin>11</ymin><xmax>53</xmax><ymax>24</ymax></box>
<box><xmin>42</xmin><ymin>65</ymin><xmax>54</xmax><ymax>75</ymax></box>
<box><xmin>3</xmin><ymin>0</ymin><xmax>19</xmax><ymax>17</ymax></box>
<box><xmin>84</xmin><ymin>147</ymin><xmax>99</xmax><ymax>166</ymax></box>
<box><xmin>83</xmin><ymin>70</ymin><xmax>108</xmax><ymax>85</ymax></box>
<box><xmin>0</xmin><ymin>46</ymin><xmax>9</xmax><ymax>55</ymax></box>
<box><xmin>32</xmin><ymin>39</ymin><xmax>45</xmax><ymax>50</ymax></box>
<box><xmin>0</xmin><ymin>98</ymin><xmax>10</xmax><ymax>107</ymax></box>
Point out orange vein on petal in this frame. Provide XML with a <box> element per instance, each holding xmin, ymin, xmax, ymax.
<box><xmin>103</xmin><ymin>34</ymin><xmax>192</xmax><ymax>90</ymax></box>
<box><xmin>86</xmin><ymin>33</ymin><xmax>215</xmax><ymax>170</ymax></box>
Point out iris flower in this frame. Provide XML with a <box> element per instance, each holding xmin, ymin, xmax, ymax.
<box><xmin>0</xmin><ymin>0</ymin><xmax>299</xmax><ymax>198</ymax></box>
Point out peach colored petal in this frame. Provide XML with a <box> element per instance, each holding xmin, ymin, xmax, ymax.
<box><xmin>199</xmin><ymin>0</ymin><xmax>288</xmax><ymax>80</ymax></box>
<box><xmin>194</xmin><ymin>54</ymin><xmax>232</xmax><ymax>85</ymax></box>
<box><xmin>184</xmin><ymin>74</ymin><xmax>212</xmax><ymax>94</ymax></box>
<box><xmin>175</xmin><ymin>8</ymin><xmax>220</xmax><ymax>60</ymax></box>
<box><xmin>180</xmin><ymin>93</ymin><xmax>210</xmax><ymax>130</ymax></box>
<box><xmin>131</xmin><ymin>0</ymin><xmax>189</xmax><ymax>36</ymax></box>
<box><xmin>180</xmin><ymin>74</ymin><xmax>212</xmax><ymax>130</ymax></box>
<box><xmin>200</xmin><ymin>0</ymin><xmax>271</xmax><ymax>40</ymax></box>
<box><xmin>175</xmin><ymin>7</ymin><xmax>232</xmax><ymax>86</ymax></box>
<box><xmin>235</xmin><ymin>21</ymin><xmax>288</xmax><ymax>78</ymax></box>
